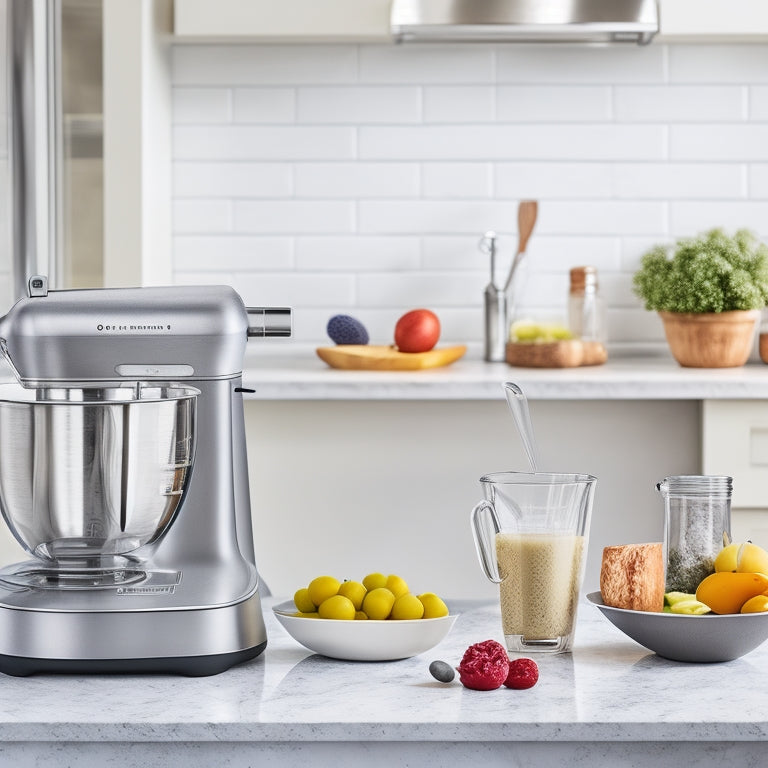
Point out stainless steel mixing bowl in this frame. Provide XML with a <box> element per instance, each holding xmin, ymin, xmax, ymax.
<box><xmin>0</xmin><ymin>382</ymin><xmax>197</xmax><ymax>563</ymax></box>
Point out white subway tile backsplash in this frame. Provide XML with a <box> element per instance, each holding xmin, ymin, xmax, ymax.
<box><xmin>174</xmin><ymin>125</ymin><xmax>356</xmax><ymax>160</ymax></box>
<box><xmin>233</xmin><ymin>88</ymin><xmax>296</xmax><ymax>123</ymax></box>
<box><xmin>750</xmin><ymin>86</ymin><xmax>768</xmax><ymax>120</ymax></box>
<box><xmin>496</xmin><ymin>44</ymin><xmax>665</xmax><ymax>84</ymax></box>
<box><xmin>670</xmin><ymin>202</ymin><xmax>768</xmax><ymax>238</ymax></box>
<box><xmin>669</xmin><ymin>45</ymin><xmax>768</xmax><ymax>84</ymax></box>
<box><xmin>597</xmin><ymin>269</ymin><xmax>637</xmax><ymax>306</ymax></box>
<box><xmin>297</xmin><ymin>86</ymin><xmax>421</xmax><ymax>123</ymax></box>
<box><xmin>495</xmin><ymin>162</ymin><xmax>612</xmax><ymax>199</ymax></box>
<box><xmin>294</xmin><ymin>162</ymin><xmax>419</xmax><ymax>198</ymax></box>
<box><xmin>497</xmin><ymin>86</ymin><xmax>611</xmax><ymax>122</ymax></box>
<box><xmin>173</xmin><ymin>162</ymin><xmax>293</xmax><ymax>198</ymax></box>
<box><xmin>170</xmin><ymin>42</ymin><xmax>768</xmax><ymax>349</ymax></box>
<box><xmin>749</xmin><ymin>165</ymin><xmax>768</xmax><ymax>198</ymax></box>
<box><xmin>358</xmin><ymin>200</ymin><xmax>521</xmax><ymax>234</ymax></box>
<box><xmin>359</xmin><ymin>44</ymin><xmax>493</xmax><ymax>83</ymax></box>
<box><xmin>541</xmin><ymin>201</ymin><xmax>666</xmax><ymax>235</ymax></box>
<box><xmin>357</xmin><ymin>272</ymin><xmax>485</xmax><ymax>307</ymax></box>
<box><xmin>421</xmin><ymin>163</ymin><xmax>493</xmax><ymax>199</ymax></box>
<box><xmin>621</xmin><ymin>236</ymin><xmax>677</xmax><ymax>272</ymax></box>
<box><xmin>173</xmin><ymin>200</ymin><xmax>233</xmax><ymax>233</ymax></box>
<box><xmin>234</xmin><ymin>200</ymin><xmax>355</xmax><ymax>234</ymax></box>
<box><xmin>174</xmin><ymin>235</ymin><xmax>294</xmax><ymax>272</ymax></box>
<box><xmin>295</xmin><ymin>236</ymin><xmax>420</xmax><ymax>271</ymax></box>
<box><xmin>421</xmin><ymin>236</ymin><xmax>491</xmax><ymax>271</ymax></box>
<box><xmin>612</xmin><ymin>163</ymin><xmax>744</xmax><ymax>199</ymax></box>
<box><xmin>359</xmin><ymin>124</ymin><xmax>665</xmax><ymax>160</ymax></box>
<box><xmin>669</xmin><ymin>125</ymin><xmax>768</xmax><ymax>161</ymax></box>
<box><xmin>235</xmin><ymin>273</ymin><xmax>356</xmax><ymax>308</ymax></box>
<box><xmin>515</xmin><ymin>237</ymin><xmax>621</xmax><ymax>272</ymax></box>
<box><xmin>615</xmin><ymin>85</ymin><xmax>746</xmax><ymax>122</ymax></box>
<box><xmin>174</xmin><ymin>271</ymin><xmax>236</xmax><ymax>288</ymax></box>
<box><xmin>423</xmin><ymin>86</ymin><xmax>495</xmax><ymax>123</ymax></box>
<box><xmin>608</xmin><ymin>307</ymin><xmax>665</xmax><ymax>344</ymax></box>
<box><xmin>173</xmin><ymin>45</ymin><xmax>358</xmax><ymax>85</ymax></box>
<box><xmin>173</xmin><ymin>88</ymin><xmax>231</xmax><ymax>123</ymax></box>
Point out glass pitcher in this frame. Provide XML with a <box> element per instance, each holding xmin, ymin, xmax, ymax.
<box><xmin>471</xmin><ymin>471</ymin><xmax>597</xmax><ymax>654</ymax></box>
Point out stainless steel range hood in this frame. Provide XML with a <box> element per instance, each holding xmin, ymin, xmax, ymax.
<box><xmin>391</xmin><ymin>0</ymin><xmax>660</xmax><ymax>45</ymax></box>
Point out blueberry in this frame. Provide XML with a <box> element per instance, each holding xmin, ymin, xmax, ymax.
<box><xmin>429</xmin><ymin>660</ymin><xmax>455</xmax><ymax>684</ymax></box>
<box><xmin>327</xmin><ymin>314</ymin><xmax>369</xmax><ymax>345</ymax></box>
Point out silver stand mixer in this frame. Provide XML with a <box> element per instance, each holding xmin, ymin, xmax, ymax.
<box><xmin>0</xmin><ymin>277</ymin><xmax>290</xmax><ymax>676</ymax></box>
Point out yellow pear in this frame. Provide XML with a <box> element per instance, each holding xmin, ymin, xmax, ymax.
<box><xmin>737</xmin><ymin>542</ymin><xmax>768</xmax><ymax>575</ymax></box>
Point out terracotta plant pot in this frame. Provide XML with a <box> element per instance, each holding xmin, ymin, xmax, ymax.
<box><xmin>659</xmin><ymin>310</ymin><xmax>760</xmax><ymax>368</ymax></box>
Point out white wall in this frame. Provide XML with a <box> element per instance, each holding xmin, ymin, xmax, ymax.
<box><xmin>171</xmin><ymin>42</ymin><xmax>768</xmax><ymax>351</ymax></box>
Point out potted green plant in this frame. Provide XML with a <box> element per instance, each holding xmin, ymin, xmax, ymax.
<box><xmin>633</xmin><ymin>229</ymin><xmax>768</xmax><ymax>367</ymax></box>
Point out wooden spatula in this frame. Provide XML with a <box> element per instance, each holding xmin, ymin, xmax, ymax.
<box><xmin>503</xmin><ymin>200</ymin><xmax>538</xmax><ymax>293</ymax></box>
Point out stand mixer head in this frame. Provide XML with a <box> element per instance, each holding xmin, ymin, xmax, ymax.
<box><xmin>0</xmin><ymin>276</ymin><xmax>291</xmax><ymax>675</ymax></box>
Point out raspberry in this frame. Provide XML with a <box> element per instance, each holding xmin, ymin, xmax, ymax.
<box><xmin>327</xmin><ymin>315</ymin><xmax>369</xmax><ymax>345</ymax></box>
<box><xmin>457</xmin><ymin>640</ymin><xmax>510</xmax><ymax>691</ymax></box>
<box><xmin>504</xmin><ymin>658</ymin><xmax>539</xmax><ymax>690</ymax></box>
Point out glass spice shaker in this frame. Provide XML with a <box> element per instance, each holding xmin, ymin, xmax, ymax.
<box><xmin>568</xmin><ymin>266</ymin><xmax>606</xmax><ymax>343</ymax></box>
<box><xmin>657</xmin><ymin>475</ymin><xmax>732</xmax><ymax>594</ymax></box>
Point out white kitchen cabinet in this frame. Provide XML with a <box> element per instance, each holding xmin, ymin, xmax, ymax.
<box><xmin>702</xmin><ymin>399</ymin><xmax>768</xmax><ymax>546</ymax></box>
<box><xmin>173</xmin><ymin>0</ymin><xmax>768</xmax><ymax>43</ymax></box>
<box><xmin>173</xmin><ymin>0</ymin><xmax>392</xmax><ymax>42</ymax></box>
<box><xmin>658</xmin><ymin>0</ymin><xmax>768</xmax><ymax>41</ymax></box>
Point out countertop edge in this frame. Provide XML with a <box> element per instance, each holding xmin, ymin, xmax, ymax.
<box><xmin>242</xmin><ymin>349</ymin><xmax>768</xmax><ymax>401</ymax></box>
<box><xmin>2</xmin><ymin>720</ymin><xmax>766</xmax><ymax>743</ymax></box>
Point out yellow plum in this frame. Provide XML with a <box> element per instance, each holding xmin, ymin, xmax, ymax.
<box><xmin>714</xmin><ymin>542</ymin><xmax>740</xmax><ymax>572</ymax></box>
<box><xmin>737</xmin><ymin>542</ymin><xmax>768</xmax><ymax>575</ymax></box>
<box><xmin>740</xmin><ymin>595</ymin><xmax>768</xmax><ymax>614</ymax></box>
<box><xmin>695</xmin><ymin>571</ymin><xmax>768</xmax><ymax>614</ymax></box>
<box><xmin>713</xmin><ymin>541</ymin><xmax>768</xmax><ymax>575</ymax></box>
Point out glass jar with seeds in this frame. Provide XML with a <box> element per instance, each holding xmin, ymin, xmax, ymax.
<box><xmin>657</xmin><ymin>475</ymin><xmax>732</xmax><ymax>594</ymax></box>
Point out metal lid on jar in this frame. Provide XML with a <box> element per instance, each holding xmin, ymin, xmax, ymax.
<box><xmin>656</xmin><ymin>475</ymin><xmax>733</xmax><ymax>497</ymax></box>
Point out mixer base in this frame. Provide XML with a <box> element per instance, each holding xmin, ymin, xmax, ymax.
<box><xmin>0</xmin><ymin>642</ymin><xmax>266</xmax><ymax>677</ymax></box>
<box><xmin>0</xmin><ymin>582</ymin><xmax>268</xmax><ymax>676</ymax></box>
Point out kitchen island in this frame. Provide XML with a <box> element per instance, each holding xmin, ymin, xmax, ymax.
<box><xmin>1</xmin><ymin>597</ymin><xmax>766</xmax><ymax>767</ymax></box>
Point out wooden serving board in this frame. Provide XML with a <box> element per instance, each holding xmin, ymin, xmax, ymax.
<box><xmin>316</xmin><ymin>344</ymin><xmax>467</xmax><ymax>371</ymax></box>
<box><xmin>506</xmin><ymin>340</ymin><xmax>607</xmax><ymax>368</ymax></box>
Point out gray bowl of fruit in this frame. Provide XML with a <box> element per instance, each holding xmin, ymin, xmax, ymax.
<box><xmin>590</xmin><ymin>541</ymin><xmax>768</xmax><ymax>663</ymax></box>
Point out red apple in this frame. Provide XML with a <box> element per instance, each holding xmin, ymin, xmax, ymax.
<box><xmin>394</xmin><ymin>309</ymin><xmax>441</xmax><ymax>353</ymax></box>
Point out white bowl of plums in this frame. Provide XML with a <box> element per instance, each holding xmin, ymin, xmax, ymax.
<box><xmin>273</xmin><ymin>572</ymin><xmax>457</xmax><ymax>661</ymax></box>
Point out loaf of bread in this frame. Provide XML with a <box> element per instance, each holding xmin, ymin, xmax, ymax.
<box><xmin>600</xmin><ymin>542</ymin><xmax>665</xmax><ymax>613</ymax></box>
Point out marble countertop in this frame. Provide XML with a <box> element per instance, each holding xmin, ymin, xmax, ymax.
<box><xmin>243</xmin><ymin>346</ymin><xmax>768</xmax><ymax>400</ymax></box>
<box><xmin>3</xmin><ymin>597</ymin><xmax>768</xmax><ymax>747</ymax></box>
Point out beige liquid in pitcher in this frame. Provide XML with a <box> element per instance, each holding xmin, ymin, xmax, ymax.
<box><xmin>495</xmin><ymin>532</ymin><xmax>585</xmax><ymax>640</ymax></box>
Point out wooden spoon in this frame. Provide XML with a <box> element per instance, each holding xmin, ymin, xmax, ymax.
<box><xmin>503</xmin><ymin>200</ymin><xmax>538</xmax><ymax>293</ymax></box>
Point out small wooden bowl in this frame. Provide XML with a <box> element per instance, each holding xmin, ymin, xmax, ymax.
<box><xmin>506</xmin><ymin>340</ymin><xmax>607</xmax><ymax>368</ymax></box>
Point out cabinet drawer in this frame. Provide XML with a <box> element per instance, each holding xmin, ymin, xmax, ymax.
<box><xmin>703</xmin><ymin>400</ymin><xmax>768</xmax><ymax>509</ymax></box>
